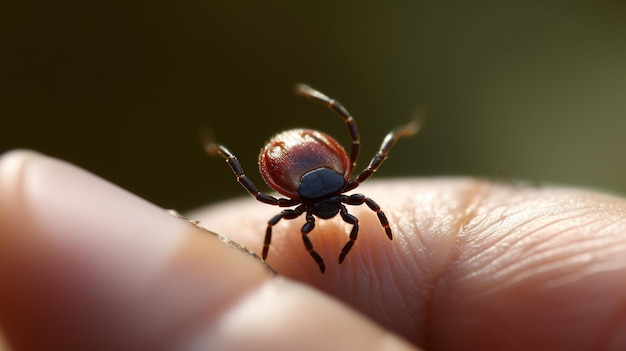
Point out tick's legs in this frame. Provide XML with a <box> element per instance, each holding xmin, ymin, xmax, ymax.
<box><xmin>301</xmin><ymin>212</ymin><xmax>326</xmax><ymax>273</ymax></box>
<box><xmin>264</xmin><ymin>206</ymin><xmax>304</xmax><ymax>260</ymax></box>
<box><xmin>345</xmin><ymin>120</ymin><xmax>420</xmax><ymax>192</ymax></box>
<box><xmin>364</xmin><ymin>197</ymin><xmax>393</xmax><ymax>240</ymax></box>
<box><xmin>338</xmin><ymin>206</ymin><xmax>359</xmax><ymax>264</ymax></box>
<box><xmin>294</xmin><ymin>84</ymin><xmax>360</xmax><ymax>170</ymax></box>
<box><xmin>203</xmin><ymin>140</ymin><xmax>298</xmax><ymax>207</ymax></box>
<box><xmin>343</xmin><ymin>194</ymin><xmax>393</xmax><ymax>240</ymax></box>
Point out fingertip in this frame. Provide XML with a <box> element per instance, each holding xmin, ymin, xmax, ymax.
<box><xmin>0</xmin><ymin>150</ymin><xmax>270</xmax><ymax>349</ymax></box>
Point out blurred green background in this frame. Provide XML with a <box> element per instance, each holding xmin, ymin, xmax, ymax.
<box><xmin>2</xmin><ymin>1</ymin><xmax>626</xmax><ymax>211</ymax></box>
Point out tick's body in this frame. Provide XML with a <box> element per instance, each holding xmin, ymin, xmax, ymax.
<box><xmin>206</xmin><ymin>84</ymin><xmax>418</xmax><ymax>273</ymax></box>
<box><xmin>260</xmin><ymin>129</ymin><xmax>350</xmax><ymax>201</ymax></box>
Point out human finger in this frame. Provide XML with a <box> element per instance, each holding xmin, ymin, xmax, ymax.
<box><xmin>193</xmin><ymin>179</ymin><xmax>626</xmax><ymax>350</ymax></box>
<box><xmin>0</xmin><ymin>150</ymin><xmax>418</xmax><ymax>351</ymax></box>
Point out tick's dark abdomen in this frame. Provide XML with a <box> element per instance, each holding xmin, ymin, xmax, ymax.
<box><xmin>298</xmin><ymin>167</ymin><xmax>346</xmax><ymax>200</ymax></box>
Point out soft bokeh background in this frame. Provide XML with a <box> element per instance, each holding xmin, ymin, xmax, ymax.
<box><xmin>2</xmin><ymin>1</ymin><xmax>626</xmax><ymax>211</ymax></box>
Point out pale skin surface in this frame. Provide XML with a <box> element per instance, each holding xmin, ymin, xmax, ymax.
<box><xmin>1</xmin><ymin>150</ymin><xmax>626</xmax><ymax>350</ymax></box>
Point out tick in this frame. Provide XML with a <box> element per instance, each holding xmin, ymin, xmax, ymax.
<box><xmin>205</xmin><ymin>84</ymin><xmax>419</xmax><ymax>273</ymax></box>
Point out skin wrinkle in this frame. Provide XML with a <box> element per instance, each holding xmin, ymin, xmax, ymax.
<box><xmin>459</xmin><ymin>193</ymin><xmax>591</xmax><ymax>268</ymax></box>
<box><xmin>449</xmin><ymin>187</ymin><xmax>508</xmax><ymax>294</ymax></box>
<box><xmin>459</xmin><ymin>211</ymin><xmax>512</xmax><ymax>265</ymax></box>
<box><xmin>379</xmin><ymin>191</ymin><xmax>428</xmax><ymax>340</ymax></box>
<box><xmin>383</xmin><ymin>205</ymin><xmax>426</xmax><ymax>331</ymax></box>
<box><xmin>419</xmin><ymin>179</ymin><xmax>494</xmax><ymax>349</ymax></box>
<box><xmin>538</xmin><ymin>221</ymin><xmax>626</xmax><ymax>290</ymax></box>
<box><xmin>458</xmin><ymin>221</ymin><xmax>556</xmax><ymax>296</ymax></box>
<box><xmin>459</xmin><ymin>190</ymin><xmax>626</xmax><ymax>296</ymax></box>
<box><xmin>355</xmin><ymin>235</ymin><xmax>393</xmax><ymax>315</ymax></box>
<box><xmin>346</xmin><ymin>202</ymin><xmax>395</xmax><ymax>264</ymax></box>
<box><xmin>534</xmin><ymin>215</ymin><xmax>624</xmax><ymax>260</ymax></box>
<box><xmin>453</xmin><ymin>180</ymin><xmax>494</xmax><ymax>237</ymax></box>
<box><xmin>465</xmin><ymin>213</ymin><xmax>590</xmax><ymax>286</ymax></box>
<box><xmin>392</xmin><ymin>197</ymin><xmax>426</xmax><ymax>270</ymax></box>
<box><xmin>379</xmin><ymin>214</ymin><xmax>415</xmax><ymax>291</ymax></box>
<box><xmin>490</xmin><ymin>207</ymin><xmax>623</xmax><ymax>292</ymax></box>
<box><xmin>426</xmin><ymin>189</ymin><xmax>626</xmax><ymax>350</ymax></box>
<box><xmin>379</xmin><ymin>256</ymin><xmax>410</xmax><ymax>325</ymax></box>
<box><xmin>403</xmin><ymin>183</ymin><xmax>623</xmax><ymax>347</ymax></box>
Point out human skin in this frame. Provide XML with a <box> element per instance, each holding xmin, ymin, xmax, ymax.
<box><xmin>0</xmin><ymin>150</ymin><xmax>625</xmax><ymax>350</ymax></box>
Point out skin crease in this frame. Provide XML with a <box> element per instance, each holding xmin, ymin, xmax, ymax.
<box><xmin>1</xmin><ymin>151</ymin><xmax>626</xmax><ymax>350</ymax></box>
